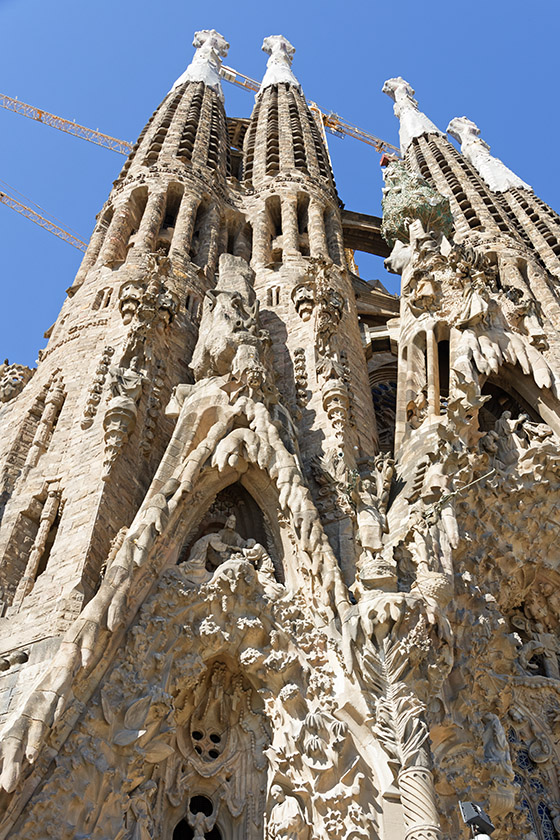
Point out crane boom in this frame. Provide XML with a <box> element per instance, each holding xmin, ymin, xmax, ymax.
<box><xmin>0</xmin><ymin>190</ymin><xmax>87</xmax><ymax>251</ymax></box>
<box><xmin>0</xmin><ymin>93</ymin><xmax>133</xmax><ymax>156</ymax></box>
<box><xmin>218</xmin><ymin>66</ymin><xmax>400</xmax><ymax>156</ymax></box>
<box><xmin>220</xmin><ymin>65</ymin><xmax>260</xmax><ymax>93</ymax></box>
<box><xmin>1</xmin><ymin>74</ymin><xmax>399</xmax><ymax>158</ymax></box>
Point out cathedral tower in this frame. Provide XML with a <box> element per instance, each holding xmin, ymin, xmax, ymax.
<box><xmin>0</xmin><ymin>30</ymin><xmax>559</xmax><ymax>840</ymax></box>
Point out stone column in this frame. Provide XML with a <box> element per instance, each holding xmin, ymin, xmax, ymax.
<box><xmin>131</xmin><ymin>189</ymin><xmax>167</xmax><ymax>254</ymax></box>
<box><xmin>12</xmin><ymin>486</ymin><xmax>61</xmax><ymax>608</ymax></box>
<box><xmin>171</xmin><ymin>195</ymin><xmax>200</xmax><ymax>257</ymax></box>
<box><xmin>98</xmin><ymin>198</ymin><xmax>132</xmax><ymax>265</ymax></box>
<box><xmin>308</xmin><ymin>199</ymin><xmax>328</xmax><ymax>258</ymax></box>
<box><xmin>281</xmin><ymin>196</ymin><xmax>300</xmax><ymax>257</ymax></box>
<box><xmin>325</xmin><ymin>209</ymin><xmax>344</xmax><ymax>265</ymax></box>
<box><xmin>233</xmin><ymin>225</ymin><xmax>252</xmax><ymax>262</ymax></box>
<box><xmin>203</xmin><ymin>205</ymin><xmax>222</xmax><ymax>277</ymax></box>
<box><xmin>25</xmin><ymin>380</ymin><xmax>66</xmax><ymax>471</ymax></box>
<box><xmin>425</xmin><ymin>326</ymin><xmax>439</xmax><ymax>417</ymax></box>
<box><xmin>71</xmin><ymin>218</ymin><xmax>110</xmax><ymax>291</ymax></box>
<box><xmin>252</xmin><ymin>205</ymin><xmax>270</xmax><ymax>266</ymax></box>
<box><xmin>395</xmin><ymin>345</ymin><xmax>410</xmax><ymax>450</ymax></box>
<box><xmin>398</xmin><ymin>766</ymin><xmax>442</xmax><ymax>840</ymax></box>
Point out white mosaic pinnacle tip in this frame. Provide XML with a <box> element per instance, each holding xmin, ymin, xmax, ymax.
<box><xmin>382</xmin><ymin>77</ymin><xmax>443</xmax><ymax>155</ymax></box>
<box><xmin>259</xmin><ymin>35</ymin><xmax>301</xmax><ymax>93</ymax></box>
<box><xmin>171</xmin><ymin>29</ymin><xmax>230</xmax><ymax>101</ymax></box>
<box><xmin>447</xmin><ymin>116</ymin><xmax>532</xmax><ymax>193</ymax></box>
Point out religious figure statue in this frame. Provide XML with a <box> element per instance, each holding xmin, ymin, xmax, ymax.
<box><xmin>267</xmin><ymin>785</ymin><xmax>309</xmax><ymax>840</ymax></box>
<box><xmin>183</xmin><ymin>515</ymin><xmax>275</xmax><ymax>589</ymax></box>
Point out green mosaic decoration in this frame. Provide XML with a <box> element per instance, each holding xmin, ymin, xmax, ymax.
<box><xmin>381</xmin><ymin>161</ymin><xmax>454</xmax><ymax>247</ymax></box>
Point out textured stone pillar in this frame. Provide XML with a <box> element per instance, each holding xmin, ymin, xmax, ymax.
<box><xmin>98</xmin><ymin>198</ymin><xmax>132</xmax><ymax>265</ymax></box>
<box><xmin>72</xmin><ymin>218</ymin><xmax>110</xmax><ymax>290</ymax></box>
<box><xmin>132</xmin><ymin>189</ymin><xmax>167</xmax><ymax>254</ymax></box>
<box><xmin>12</xmin><ymin>487</ymin><xmax>61</xmax><ymax>607</ymax></box>
<box><xmin>25</xmin><ymin>380</ymin><xmax>65</xmax><ymax>470</ymax></box>
<box><xmin>398</xmin><ymin>766</ymin><xmax>442</xmax><ymax>840</ymax></box>
<box><xmin>252</xmin><ymin>206</ymin><xmax>270</xmax><ymax>265</ymax></box>
<box><xmin>282</xmin><ymin>196</ymin><xmax>299</xmax><ymax>256</ymax></box>
<box><xmin>426</xmin><ymin>326</ymin><xmax>439</xmax><ymax>417</ymax></box>
<box><xmin>308</xmin><ymin>199</ymin><xmax>328</xmax><ymax>257</ymax></box>
<box><xmin>233</xmin><ymin>225</ymin><xmax>252</xmax><ymax>262</ymax></box>
<box><xmin>325</xmin><ymin>209</ymin><xmax>344</xmax><ymax>264</ymax></box>
<box><xmin>171</xmin><ymin>194</ymin><xmax>200</xmax><ymax>257</ymax></box>
<box><xmin>204</xmin><ymin>205</ymin><xmax>222</xmax><ymax>277</ymax></box>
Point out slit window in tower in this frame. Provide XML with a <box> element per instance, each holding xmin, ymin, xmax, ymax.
<box><xmin>437</xmin><ymin>339</ymin><xmax>450</xmax><ymax>413</ymax></box>
<box><xmin>297</xmin><ymin>193</ymin><xmax>310</xmax><ymax>256</ymax></box>
<box><xmin>125</xmin><ymin>187</ymin><xmax>149</xmax><ymax>259</ymax></box>
<box><xmin>178</xmin><ymin>83</ymin><xmax>205</xmax><ymax>166</ymax></box>
<box><xmin>242</xmin><ymin>99</ymin><xmax>260</xmax><ymax>184</ymax></box>
<box><xmin>143</xmin><ymin>89</ymin><xmax>182</xmax><ymax>165</ymax></box>
<box><xmin>92</xmin><ymin>288</ymin><xmax>113</xmax><ymax>311</ymax></box>
<box><xmin>267</xmin><ymin>195</ymin><xmax>282</xmax><ymax>264</ymax></box>
<box><xmin>189</xmin><ymin>199</ymin><xmax>210</xmax><ymax>265</ymax></box>
<box><xmin>267</xmin><ymin>286</ymin><xmax>281</xmax><ymax>306</ymax></box>
<box><xmin>207</xmin><ymin>100</ymin><xmax>224</xmax><ymax>172</ymax></box>
<box><xmin>288</xmin><ymin>92</ymin><xmax>307</xmax><ymax>172</ymax></box>
<box><xmin>265</xmin><ymin>89</ymin><xmax>280</xmax><ymax>176</ymax></box>
<box><xmin>157</xmin><ymin>182</ymin><xmax>184</xmax><ymax>255</ymax></box>
<box><xmin>324</xmin><ymin>209</ymin><xmax>342</xmax><ymax>265</ymax></box>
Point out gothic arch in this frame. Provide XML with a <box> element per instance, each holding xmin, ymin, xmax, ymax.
<box><xmin>479</xmin><ymin>364</ymin><xmax>560</xmax><ymax>436</ymax></box>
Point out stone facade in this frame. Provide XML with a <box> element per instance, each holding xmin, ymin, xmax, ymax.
<box><xmin>0</xmin><ymin>29</ymin><xmax>559</xmax><ymax>840</ymax></box>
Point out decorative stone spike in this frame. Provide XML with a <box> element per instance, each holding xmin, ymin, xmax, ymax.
<box><xmin>172</xmin><ymin>29</ymin><xmax>230</xmax><ymax>101</ymax></box>
<box><xmin>382</xmin><ymin>77</ymin><xmax>444</xmax><ymax>154</ymax></box>
<box><xmin>447</xmin><ymin>116</ymin><xmax>532</xmax><ymax>193</ymax></box>
<box><xmin>260</xmin><ymin>35</ymin><xmax>301</xmax><ymax>92</ymax></box>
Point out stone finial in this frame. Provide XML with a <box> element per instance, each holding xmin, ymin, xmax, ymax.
<box><xmin>171</xmin><ymin>29</ymin><xmax>230</xmax><ymax>101</ymax></box>
<box><xmin>259</xmin><ymin>35</ymin><xmax>301</xmax><ymax>93</ymax></box>
<box><xmin>382</xmin><ymin>77</ymin><xmax>444</xmax><ymax>155</ymax></box>
<box><xmin>447</xmin><ymin>116</ymin><xmax>532</xmax><ymax>193</ymax></box>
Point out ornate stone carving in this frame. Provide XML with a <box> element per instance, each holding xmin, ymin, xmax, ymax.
<box><xmin>447</xmin><ymin>116</ymin><xmax>532</xmax><ymax>193</ymax></box>
<box><xmin>0</xmin><ymin>361</ymin><xmax>34</xmax><ymax>403</ymax></box>
<box><xmin>260</xmin><ymin>35</ymin><xmax>300</xmax><ymax>92</ymax></box>
<box><xmin>381</xmin><ymin>161</ymin><xmax>453</xmax><ymax>249</ymax></box>
<box><xmin>102</xmin><ymin>357</ymin><xmax>144</xmax><ymax>478</ymax></box>
<box><xmin>172</xmin><ymin>29</ymin><xmax>229</xmax><ymax>100</ymax></box>
<box><xmin>81</xmin><ymin>345</ymin><xmax>114</xmax><ymax>429</ymax></box>
<box><xmin>382</xmin><ymin>77</ymin><xmax>444</xmax><ymax>154</ymax></box>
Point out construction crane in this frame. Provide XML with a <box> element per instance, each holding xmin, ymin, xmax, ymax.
<box><xmin>219</xmin><ymin>65</ymin><xmax>400</xmax><ymax>156</ymax></box>
<box><xmin>0</xmin><ymin>188</ymin><xmax>87</xmax><ymax>252</ymax></box>
<box><xmin>0</xmin><ymin>93</ymin><xmax>133</xmax><ymax>156</ymax></box>
<box><xmin>0</xmin><ymin>65</ymin><xmax>399</xmax><ymax>251</ymax></box>
<box><xmin>0</xmin><ymin>66</ymin><xmax>399</xmax><ymax>158</ymax></box>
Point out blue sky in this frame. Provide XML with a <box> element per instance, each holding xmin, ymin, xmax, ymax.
<box><xmin>1</xmin><ymin>0</ymin><xmax>558</xmax><ymax>367</ymax></box>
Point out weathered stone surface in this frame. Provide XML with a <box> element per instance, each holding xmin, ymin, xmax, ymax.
<box><xmin>0</xmin><ymin>28</ymin><xmax>559</xmax><ymax>840</ymax></box>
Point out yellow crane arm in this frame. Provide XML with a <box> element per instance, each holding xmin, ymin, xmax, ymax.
<box><xmin>220</xmin><ymin>65</ymin><xmax>260</xmax><ymax>93</ymax></box>
<box><xmin>0</xmin><ymin>190</ymin><xmax>87</xmax><ymax>252</ymax></box>
<box><xmin>0</xmin><ymin>93</ymin><xmax>133</xmax><ymax>156</ymax></box>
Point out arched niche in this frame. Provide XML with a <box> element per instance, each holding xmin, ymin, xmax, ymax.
<box><xmin>479</xmin><ymin>365</ymin><xmax>560</xmax><ymax>436</ymax></box>
<box><xmin>156</xmin><ymin>462</ymin><xmax>301</xmax><ymax>592</ymax></box>
<box><xmin>177</xmin><ymin>481</ymin><xmax>284</xmax><ymax>583</ymax></box>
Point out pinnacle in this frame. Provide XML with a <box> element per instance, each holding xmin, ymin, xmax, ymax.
<box><xmin>447</xmin><ymin>116</ymin><xmax>532</xmax><ymax>193</ymax></box>
<box><xmin>171</xmin><ymin>29</ymin><xmax>230</xmax><ymax>101</ymax></box>
<box><xmin>259</xmin><ymin>34</ymin><xmax>301</xmax><ymax>94</ymax></box>
<box><xmin>383</xmin><ymin>76</ymin><xmax>443</xmax><ymax>154</ymax></box>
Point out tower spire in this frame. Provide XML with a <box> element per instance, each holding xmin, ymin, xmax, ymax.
<box><xmin>171</xmin><ymin>28</ymin><xmax>230</xmax><ymax>101</ymax></box>
<box><xmin>259</xmin><ymin>35</ymin><xmax>301</xmax><ymax>93</ymax></box>
<box><xmin>382</xmin><ymin>76</ymin><xmax>443</xmax><ymax>154</ymax></box>
<box><xmin>447</xmin><ymin>116</ymin><xmax>532</xmax><ymax>193</ymax></box>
